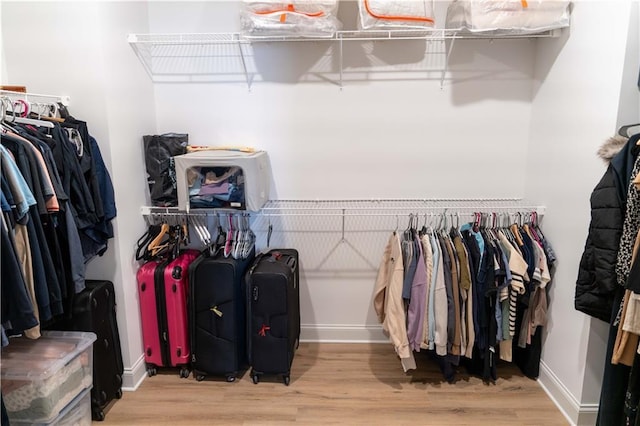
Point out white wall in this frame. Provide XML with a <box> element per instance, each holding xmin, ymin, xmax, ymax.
<box><xmin>617</xmin><ymin>2</ymin><xmax>640</xmax><ymax>129</ymax></box>
<box><xmin>1</xmin><ymin>1</ymin><xmax>156</xmax><ymax>389</ymax></box>
<box><xmin>525</xmin><ymin>2</ymin><xmax>633</xmax><ymax>424</ymax></box>
<box><xmin>149</xmin><ymin>0</ymin><xmax>537</xmax><ymax>342</ymax></box>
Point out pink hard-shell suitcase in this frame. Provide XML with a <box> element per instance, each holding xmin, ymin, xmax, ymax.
<box><xmin>136</xmin><ymin>249</ymin><xmax>200</xmax><ymax>378</ymax></box>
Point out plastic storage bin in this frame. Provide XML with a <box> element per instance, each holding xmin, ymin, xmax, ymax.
<box><xmin>11</xmin><ymin>387</ymin><xmax>92</xmax><ymax>426</ymax></box>
<box><xmin>175</xmin><ymin>150</ymin><xmax>271</xmax><ymax>212</ymax></box>
<box><xmin>1</xmin><ymin>331</ymin><xmax>96</xmax><ymax>425</ymax></box>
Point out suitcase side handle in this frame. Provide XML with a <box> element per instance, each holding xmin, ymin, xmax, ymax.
<box><xmin>285</xmin><ymin>256</ymin><xmax>296</xmax><ymax>272</ymax></box>
<box><xmin>269</xmin><ymin>251</ymin><xmax>297</xmax><ymax>272</ymax></box>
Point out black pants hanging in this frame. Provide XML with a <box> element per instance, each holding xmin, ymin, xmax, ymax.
<box><xmin>597</xmin><ymin>286</ymin><xmax>630</xmax><ymax>426</ymax></box>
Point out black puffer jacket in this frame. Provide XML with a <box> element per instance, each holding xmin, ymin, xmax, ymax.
<box><xmin>575</xmin><ymin>136</ymin><xmax>629</xmax><ymax>322</ymax></box>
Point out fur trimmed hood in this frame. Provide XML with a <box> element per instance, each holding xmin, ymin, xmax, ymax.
<box><xmin>598</xmin><ymin>135</ymin><xmax>628</xmax><ymax>163</ymax></box>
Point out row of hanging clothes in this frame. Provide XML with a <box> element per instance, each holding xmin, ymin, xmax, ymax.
<box><xmin>0</xmin><ymin>93</ymin><xmax>116</xmax><ymax>342</ymax></box>
<box><xmin>577</xmin><ymin>124</ymin><xmax>640</xmax><ymax>426</ymax></box>
<box><xmin>136</xmin><ymin>212</ymin><xmax>255</xmax><ymax>262</ymax></box>
<box><xmin>374</xmin><ymin>211</ymin><xmax>556</xmax><ymax>382</ymax></box>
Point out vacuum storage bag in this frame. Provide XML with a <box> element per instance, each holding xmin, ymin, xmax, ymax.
<box><xmin>358</xmin><ymin>0</ymin><xmax>435</xmax><ymax>30</ymax></box>
<box><xmin>446</xmin><ymin>0</ymin><xmax>571</xmax><ymax>34</ymax></box>
<box><xmin>241</xmin><ymin>0</ymin><xmax>341</xmax><ymax>38</ymax></box>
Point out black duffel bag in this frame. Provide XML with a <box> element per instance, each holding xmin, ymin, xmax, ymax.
<box><xmin>143</xmin><ymin>133</ymin><xmax>188</xmax><ymax>206</ymax></box>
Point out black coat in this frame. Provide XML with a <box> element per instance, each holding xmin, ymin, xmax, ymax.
<box><xmin>575</xmin><ymin>136</ymin><xmax>640</xmax><ymax>322</ymax></box>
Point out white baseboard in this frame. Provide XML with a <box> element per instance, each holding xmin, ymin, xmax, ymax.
<box><xmin>121</xmin><ymin>354</ymin><xmax>146</xmax><ymax>391</ymax></box>
<box><xmin>577</xmin><ymin>404</ymin><xmax>599</xmax><ymax>426</ymax></box>
<box><xmin>538</xmin><ymin>360</ymin><xmax>599</xmax><ymax>426</ymax></box>
<box><xmin>300</xmin><ymin>323</ymin><xmax>388</xmax><ymax>343</ymax></box>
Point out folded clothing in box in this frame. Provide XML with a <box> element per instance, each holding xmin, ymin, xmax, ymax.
<box><xmin>175</xmin><ymin>150</ymin><xmax>271</xmax><ymax>212</ymax></box>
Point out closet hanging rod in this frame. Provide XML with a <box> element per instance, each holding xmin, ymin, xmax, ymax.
<box><xmin>260</xmin><ymin>199</ymin><xmax>544</xmax><ymax>213</ymax></box>
<box><xmin>141</xmin><ymin>209</ymin><xmax>545</xmax><ymax>218</ymax></box>
<box><xmin>0</xmin><ymin>90</ymin><xmax>70</xmax><ymax>106</ymax></box>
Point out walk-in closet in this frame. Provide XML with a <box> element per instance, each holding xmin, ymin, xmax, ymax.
<box><xmin>1</xmin><ymin>1</ymin><xmax>639</xmax><ymax>425</ymax></box>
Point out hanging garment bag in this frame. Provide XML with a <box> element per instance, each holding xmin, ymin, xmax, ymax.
<box><xmin>246</xmin><ymin>249</ymin><xmax>300</xmax><ymax>386</ymax></box>
<box><xmin>68</xmin><ymin>280</ymin><xmax>124</xmax><ymax>421</ymax></box>
<box><xmin>189</xmin><ymin>248</ymin><xmax>255</xmax><ymax>382</ymax></box>
<box><xmin>136</xmin><ymin>249</ymin><xmax>199</xmax><ymax>378</ymax></box>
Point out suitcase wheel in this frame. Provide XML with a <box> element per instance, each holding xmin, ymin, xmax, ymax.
<box><xmin>283</xmin><ymin>375</ymin><xmax>290</xmax><ymax>386</ymax></box>
<box><xmin>147</xmin><ymin>366</ymin><xmax>157</xmax><ymax>377</ymax></box>
<box><xmin>115</xmin><ymin>388</ymin><xmax>123</xmax><ymax>399</ymax></box>
<box><xmin>196</xmin><ymin>374</ymin><xmax>206</xmax><ymax>382</ymax></box>
<box><xmin>226</xmin><ymin>375</ymin><xmax>236</xmax><ymax>383</ymax></box>
<box><xmin>179</xmin><ymin>367</ymin><xmax>190</xmax><ymax>379</ymax></box>
<box><xmin>93</xmin><ymin>408</ymin><xmax>105</xmax><ymax>422</ymax></box>
<box><xmin>252</xmin><ymin>374</ymin><xmax>259</xmax><ymax>385</ymax></box>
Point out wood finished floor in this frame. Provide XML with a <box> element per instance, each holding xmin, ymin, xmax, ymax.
<box><xmin>102</xmin><ymin>343</ymin><xmax>568</xmax><ymax>425</ymax></box>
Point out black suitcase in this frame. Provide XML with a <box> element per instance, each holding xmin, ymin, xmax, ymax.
<box><xmin>69</xmin><ymin>280</ymin><xmax>124</xmax><ymax>421</ymax></box>
<box><xmin>188</xmin><ymin>248</ymin><xmax>255</xmax><ymax>382</ymax></box>
<box><xmin>246</xmin><ymin>249</ymin><xmax>300</xmax><ymax>386</ymax></box>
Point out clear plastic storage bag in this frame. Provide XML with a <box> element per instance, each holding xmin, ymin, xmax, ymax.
<box><xmin>446</xmin><ymin>0</ymin><xmax>571</xmax><ymax>34</ymax></box>
<box><xmin>241</xmin><ymin>0</ymin><xmax>342</xmax><ymax>38</ymax></box>
<box><xmin>358</xmin><ymin>0</ymin><xmax>435</xmax><ymax>30</ymax></box>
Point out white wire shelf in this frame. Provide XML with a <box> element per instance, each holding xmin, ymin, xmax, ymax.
<box><xmin>141</xmin><ymin>198</ymin><xmax>545</xmax><ymax>217</ymax></box>
<box><xmin>128</xmin><ymin>29</ymin><xmax>559</xmax><ymax>44</ymax></box>
<box><xmin>127</xmin><ymin>29</ymin><xmax>561</xmax><ymax>88</ymax></box>
<box><xmin>0</xmin><ymin>90</ymin><xmax>70</xmax><ymax>107</ymax></box>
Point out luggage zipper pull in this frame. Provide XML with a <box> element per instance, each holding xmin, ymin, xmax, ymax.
<box><xmin>210</xmin><ymin>306</ymin><xmax>223</xmax><ymax>317</ymax></box>
<box><xmin>258</xmin><ymin>324</ymin><xmax>270</xmax><ymax>337</ymax></box>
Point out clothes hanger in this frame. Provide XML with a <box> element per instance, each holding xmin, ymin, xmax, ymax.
<box><xmin>618</xmin><ymin>123</ymin><xmax>640</xmax><ymax>139</ymax></box>
<box><xmin>135</xmin><ymin>224</ymin><xmax>161</xmax><ymax>261</ymax></box>
<box><xmin>233</xmin><ymin>214</ymin><xmax>244</xmax><ymax>259</ymax></box>
<box><xmin>215</xmin><ymin>213</ymin><xmax>226</xmax><ymax>249</ymax></box>
<box><xmin>224</xmin><ymin>214</ymin><xmax>234</xmax><ymax>258</ymax></box>
<box><xmin>267</xmin><ymin>214</ymin><xmax>273</xmax><ymax>248</ymax></box>
<box><xmin>33</xmin><ymin>102</ymin><xmax>65</xmax><ymax>123</ymax></box>
<box><xmin>148</xmin><ymin>221</ymin><xmax>171</xmax><ymax>257</ymax></box>
<box><xmin>8</xmin><ymin>99</ymin><xmax>54</xmax><ymax>128</ymax></box>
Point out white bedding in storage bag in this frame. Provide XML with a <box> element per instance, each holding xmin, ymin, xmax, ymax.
<box><xmin>446</xmin><ymin>0</ymin><xmax>571</xmax><ymax>34</ymax></box>
<box><xmin>175</xmin><ymin>150</ymin><xmax>271</xmax><ymax>212</ymax></box>
<box><xmin>241</xmin><ymin>0</ymin><xmax>341</xmax><ymax>38</ymax></box>
<box><xmin>358</xmin><ymin>0</ymin><xmax>435</xmax><ymax>30</ymax></box>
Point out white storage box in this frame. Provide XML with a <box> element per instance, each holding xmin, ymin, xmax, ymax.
<box><xmin>1</xmin><ymin>331</ymin><xmax>96</xmax><ymax>425</ymax></box>
<box><xmin>175</xmin><ymin>150</ymin><xmax>271</xmax><ymax>212</ymax></box>
<box><xmin>446</xmin><ymin>0</ymin><xmax>571</xmax><ymax>34</ymax></box>
<box><xmin>11</xmin><ymin>387</ymin><xmax>92</xmax><ymax>426</ymax></box>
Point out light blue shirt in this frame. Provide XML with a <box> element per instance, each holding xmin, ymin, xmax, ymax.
<box><xmin>0</xmin><ymin>144</ymin><xmax>36</xmax><ymax>220</ymax></box>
